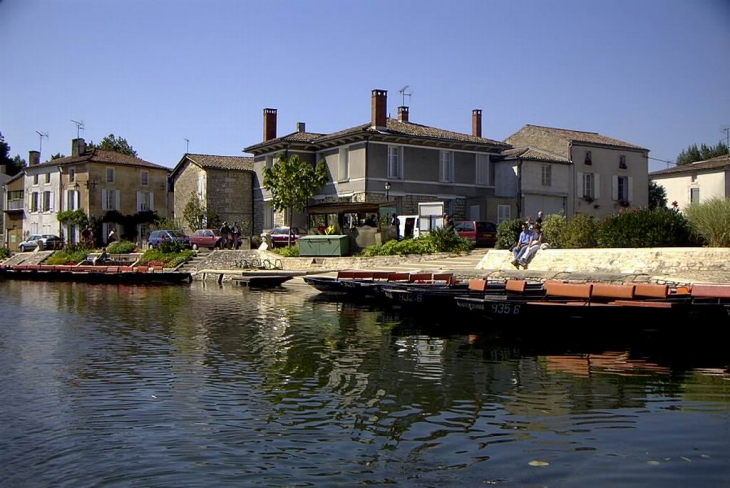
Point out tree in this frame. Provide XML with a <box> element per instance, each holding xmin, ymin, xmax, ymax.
<box><xmin>88</xmin><ymin>134</ymin><xmax>138</xmax><ymax>157</ymax></box>
<box><xmin>50</xmin><ymin>153</ymin><xmax>66</xmax><ymax>160</ymax></box>
<box><xmin>648</xmin><ymin>181</ymin><xmax>668</xmax><ymax>210</ymax></box>
<box><xmin>183</xmin><ymin>192</ymin><xmax>211</xmax><ymax>231</ymax></box>
<box><xmin>0</xmin><ymin>132</ymin><xmax>26</xmax><ymax>176</ymax></box>
<box><xmin>263</xmin><ymin>153</ymin><xmax>329</xmax><ymax>246</ymax></box>
<box><xmin>676</xmin><ymin>142</ymin><xmax>728</xmax><ymax>166</ymax></box>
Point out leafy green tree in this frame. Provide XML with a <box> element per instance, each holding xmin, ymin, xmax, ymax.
<box><xmin>676</xmin><ymin>142</ymin><xmax>728</xmax><ymax>165</ymax></box>
<box><xmin>50</xmin><ymin>153</ymin><xmax>65</xmax><ymax>160</ymax></box>
<box><xmin>648</xmin><ymin>181</ymin><xmax>668</xmax><ymax>210</ymax></box>
<box><xmin>263</xmin><ymin>153</ymin><xmax>329</xmax><ymax>246</ymax></box>
<box><xmin>183</xmin><ymin>192</ymin><xmax>208</xmax><ymax>231</ymax></box>
<box><xmin>88</xmin><ymin>134</ymin><xmax>138</xmax><ymax>157</ymax></box>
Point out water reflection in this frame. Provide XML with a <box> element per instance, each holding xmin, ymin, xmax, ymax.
<box><xmin>0</xmin><ymin>280</ymin><xmax>728</xmax><ymax>487</ymax></box>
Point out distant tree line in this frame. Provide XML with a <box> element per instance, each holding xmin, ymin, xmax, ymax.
<box><xmin>676</xmin><ymin>141</ymin><xmax>728</xmax><ymax>165</ymax></box>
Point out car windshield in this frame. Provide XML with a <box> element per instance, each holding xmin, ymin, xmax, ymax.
<box><xmin>167</xmin><ymin>230</ymin><xmax>186</xmax><ymax>237</ymax></box>
<box><xmin>272</xmin><ymin>227</ymin><xmax>292</xmax><ymax>235</ymax></box>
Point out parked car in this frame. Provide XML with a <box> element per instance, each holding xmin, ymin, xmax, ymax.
<box><xmin>18</xmin><ymin>234</ymin><xmax>64</xmax><ymax>252</ymax></box>
<box><xmin>190</xmin><ymin>229</ymin><xmax>223</xmax><ymax>250</ymax></box>
<box><xmin>269</xmin><ymin>226</ymin><xmax>307</xmax><ymax>247</ymax></box>
<box><xmin>454</xmin><ymin>220</ymin><xmax>497</xmax><ymax>247</ymax></box>
<box><xmin>147</xmin><ymin>230</ymin><xmax>191</xmax><ymax>249</ymax></box>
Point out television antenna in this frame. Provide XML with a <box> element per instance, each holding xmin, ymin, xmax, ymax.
<box><xmin>722</xmin><ymin>125</ymin><xmax>730</xmax><ymax>149</ymax></box>
<box><xmin>35</xmin><ymin>131</ymin><xmax>48</xmax><ymax>153</ymax></box>
<box><xmin>184</xmin><ymin>138</ymin><xmax>190</xmax><ymax>153</ymax></box>
<box><xmin>399</xmin><ymin>85</ymin><xmax>412</xmax><ymax>106</ymax></box>
<box><xmin>71</xmin><ymin>119</ymin><xmax>85</xmax><ymax>138</ymax></box>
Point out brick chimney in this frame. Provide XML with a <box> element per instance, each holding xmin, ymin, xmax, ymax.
<box><xmin>297</xmin><ymin>122</ymin><xmax>306</xmax><ymax>133</ymax></box>
<box><xmin>397</xmin><ymin>106</ymin><xmax>409</xmax><ymax>122</ymax></box>
<box><xmin>472</xmin><ymin>109</ymin><xmax>482</xmax><ymax>138</ymax></box>
<box><xmin>29</xmin><ymin>150</ymin><xmax>41</xmax><ymax>166</ymax></box>
<box><xmin>72</xmin><ymin>138</ymin><xmax>86</xmax><ymax>157</ymax></box>
<box><xmin>371</xmin><ymin>89</ymin><xmax>387</xmax><ymax>129</ymax></box>
<box><xmin>263</xmin><ymin>108</ymin><xmax>277</xmax><ymax>141</ymax></box>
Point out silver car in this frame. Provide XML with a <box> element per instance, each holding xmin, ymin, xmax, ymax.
<box><xmin>18</xmin><ymin>234</ymin><xmax>64</xmax><ymax>252</ymax></box>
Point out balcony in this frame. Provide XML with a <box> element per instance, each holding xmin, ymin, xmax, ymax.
<box><xmin>4</xmin><ymin>200</ymin><xmax>24</xmax><ymax>213</ymax></box>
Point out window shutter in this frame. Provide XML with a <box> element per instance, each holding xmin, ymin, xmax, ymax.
<box><xmin>115</xmin><ymin>190</ymin><xmax>121</xmax><ymax>211</ymax></box>
<box><xmin>101</xmin><ymin>189</ymin><xmax>108</xmax><ymax>210</ymax></box>
<box><xmin>576</xmin><ymin>172</ymin><xmax>583</xmax><ymax>197</ymax></box>
<box><xmin>137</xmin><ymin>191</ymin><xmax>142</xmax><ymax>211</ymax></box>
<box><xmin>594</xmin><ymin>174</ymin><xmax>601</xmax><ymax>199</ymax></box>
<box><xmin>612</xmin><ymin>176</ymin><xmax>619</xmax><ymax>200</ymax></box>
<box><xmin>627</xmin><ymin>177</ymin><xmax>633</xmax><ymax>202</ymax></box>
<box><xmin>149</xmin><ymin>192</ymin><xmax>154</xmax><ymax>211</ymax></box>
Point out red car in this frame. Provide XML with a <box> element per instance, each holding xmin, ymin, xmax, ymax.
<box><xmin>269</xmin><ymin>226</ymin><xmax>307</xmax><ymax>247</ymax></box>
<box><xmin>190</xmin><ymin>229</ymin><xmax>223</xmax><ymax>250</ymax></box>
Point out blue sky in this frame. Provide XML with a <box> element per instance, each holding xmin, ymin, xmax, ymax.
<box><xmin>1</xmin><ymin>0</ymin><xmax>728</xmax><ymax>173</ymax></box>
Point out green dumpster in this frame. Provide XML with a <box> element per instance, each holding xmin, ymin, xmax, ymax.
<box><xmin>298</xmin><ymin>235</ymin><xmax>350</xmax><ymax>257</ymax></box>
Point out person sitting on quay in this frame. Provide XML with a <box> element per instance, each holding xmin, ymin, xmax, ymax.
<box><xmin>92</xmin><ymin>247</ymin><xmax>110</xmax><ymax>266</ymax></box>
<box><xmin>511</xmin><ymin>222</ymin><xmax>533</xmax><ymax>269</ymax></box>
<box><xmin>515</xmin><ymin>223</ymin><xmax>543</xmax><ymax>269</ymax></box>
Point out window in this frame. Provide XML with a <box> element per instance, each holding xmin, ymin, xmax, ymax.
<box><xmin>690</xmin><ymin>187</ymin><xmax>700</xmax><ymax>204</ymax></box>
<box><xmin>30</xmin><ymin>192</ymin><xmax>40</xmax><ymax>212</ymax></box>
<box><xmin>102</xmin><ymin>189</ymin><xmax>120</xmax><ymax>211</ymax></box>
<box><xmin>197</xmin><ymin>175</ymin><xmax>205</xmax><ymax>200</ymax></box>
<box><xmin>619</xmin><ymin>155</ymin><xmax>627</xmax><ymax>169</ymax></box>
<box><xmin>33</xmin><ymin>174</ymin><xmax>39</xmax><ymax>185</ymax></box>
<box><xmin>497</xmin><ymin>204</ymin><xmax>511</xmax><ymax>224</ymax></box>
<box><xmin>388</xmin><ymin>145</ymin><xmax>403</xmax><ymax>179</ymax></box>
<box><xmin>66</xmin><ymin>190</ymin><xmax>80</xmax><ymax>210</ymax></box>
<box><xmin>263</xmin><ymin>202</ymin><xmax>274</xmax><ymax>230</ymax></box>
<box><xmin>617</xmin><ymin>176</ymin><xmax>628</xmax><ymax>201</ymax></box>
<box><xmin>69</xmin><ymin>168</ymin><xmax>75</xmax><ymax>182</ymax></box>
<box><xmin>338</xmin><ymin>147</ymin><xmax>349</xmax><ymax>181</ymax></box>
<box><xmin>541</xmin><ymin>165</ymin><xmax>552</xmax><ymax>186</ymax></box>
<box><xmin>45</xmin><ymin>173</ymin><xmax>51</xmax><ymax>184</ymax></box>
<box><xmin>439</xmin><ymin>150</ymin><xmax>454</xmax><ymax>182</ymax></box>
<box><xmin>43</xmin><ymin>191</ymin><xmax>53</xmax><ymax>211</ymax></box>
<box><xmin>106</xmin><ymin>167</ymin><xmax>115</xmax><ymax>183</ymax></box>
<box><xmin>579</xmin><ymin>172</ymin><xmax>598</xmax><ymax>200</ymax></box>
<box><xmin>475</xmin><ymin>154</ymin><xmax>489</xmax><ymax>185</ymax></box>
<box><xmin>140</xmin><ymin>171</ymin><xmax>149</xmax><ymax>186</ymax></box>
<box><xmin>585</xmin><ymin>151</ymin><xmax>592</xmax><ymax>165</ymax></box>
<box><xmin>265</xmin><ymin>154</ymin><xmax>277</xmax><ymax>168</ymax></box>
<box><xmin>137</xmin><ymin>191</ymin><xmax>153</xmax><ymax>211</ymax></box>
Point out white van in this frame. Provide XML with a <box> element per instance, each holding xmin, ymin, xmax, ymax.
<box><xmin>397</xmin><ymin>215</ymin><xmax>420</xmax><ymax>240</ymax></box>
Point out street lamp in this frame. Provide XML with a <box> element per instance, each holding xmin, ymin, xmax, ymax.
<box><xmin>385</xmin><ymin>181</ymin><xmax>391</xmax><ymax>201</ymax></box>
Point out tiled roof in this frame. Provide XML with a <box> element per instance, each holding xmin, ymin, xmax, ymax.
<box><xmin>185</xmin><ymin>154</ymin><xmax>254</xmax><ymax>171</ymax></box>
<box><xmin>513</xmin><ymin>124</ymin><xmax>648</xmax><ymax>151</ymax></box>
<box><xmin>501</xmin><ymin>146</ymin><xmax>571</xmax><ymax>163</ymax></box>
<box><xmin>649</xmin><ymin>154</ymin><xmax>730</xmax><ymax>176</ymax></box>
<box><xmin>314</xmin><ymin>118</ymin><xmax>510</xmax><ymax>148</ymax></box>
<box><xmin>34</xmin><ymin>149</ymin><xmax>168</xmax><ymax>170</ymax></box>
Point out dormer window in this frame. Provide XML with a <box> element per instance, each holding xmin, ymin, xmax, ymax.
<box><xmin>585</xmin><ymin>151</ymin><xmax>592</xmax><ymax>165</ymax></box>
<box><xmin>619</xmin><ymin>155</ymin><xmax>627</xmax><ymax>169</ymax></box>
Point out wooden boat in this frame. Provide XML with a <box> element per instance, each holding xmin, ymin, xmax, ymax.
<box><xmin>233</xmin><ymin>274</ymin><xmax>294</xmax><ymax>288</ymax></box>
<box><xmin>454</xmin><ymin>280</ymin><xmax>730</xmax><ymax>323</ymax></box>
<box><xmin>0</xmin><ymin>263</ymin><xmax>192</xmax><ymax>285</ymax></box>
<box><xmin>303</xmin><ymin>270</ymin><xmax>417</xmax><ymax>298</ymax></box>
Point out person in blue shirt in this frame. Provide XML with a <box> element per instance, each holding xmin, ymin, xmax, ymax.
<box><xmin>511</xmin><ymin>222</ymin><xmax>532</xmax><ymax>268</ymax></box>
<box><xmin>517</xmin><ymin>223</ymin><xmax>544</xmax><ymax>269</ymax></box>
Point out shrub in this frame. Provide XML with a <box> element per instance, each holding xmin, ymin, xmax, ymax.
<box><xmin>138</xmin><ymin>248</ymin><xmax>194</xmax><ymax>268</ymax></box>
<box><xmin>682</xmin><ymin>197</ymin><xmax>730</xmax><ymax>247</ymax></box>
<box><xmin>0</xmin><ymin>247</ymin><xmax>10</xmax><ymax>260</ymax></box>
<box><xmin>45</xmin><ymin>248</ymin><xmax>88</xmax><ymax>265</ymax></box>
<box><xmin>360</xmin><ymin>229</ymin><xmax>471</xmax><ymax>256</ymax></box>
<box><xmin>251</xmin><ymin>235</ymin><xmax>262</xmax><ymax>249</ymax></box>
<box><xmin>270</xmin><ymin>245</ymin><xmax>300</xmax><ymax>257</ymax></box>
<box><xmin>496</xmin><ymin>219</ymin><xmax>525</xmax><ymax>250</ymax></box>
<box><xmin>107</xmin><ymin>240</ymin><xmax>137</xmax><ymax>254</ymax></box>
<box><xmin>596</xmin><ymin>207</ymin><xmax>695</xmax><ymax>248</ymax></box>
<box><xmin>541</xmin><ymin>213</ymin><xmax>567</xmax><ymax>249</ymax></box>
<box><xmin>562</xmin><ymin>213</ymin><xmax>598</xmax><ymax>249</ymax></box>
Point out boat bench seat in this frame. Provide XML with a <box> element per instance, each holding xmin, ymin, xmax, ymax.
<box><xmin>468</xmin><ymin>278</ymin><xmax>488</xmax><ymax>292</ymax></box>
<box><xmin>590</xmin><ymin>283</ymin><xmax>636</xmax><ymax>301</ymax></box>
<box><xmin>543</xmin><ymin>281</ymin><xmax>593</xmax><ymax>300</ymax></box>
<box><xmin>634</xmin><ymin>283</ymin><xmax>669</xmax><ymax>299</ymax></box>
<box><xmin>609</xmin><ymin>300</ymin><xmax>675</xmax><ymax>308</ymax></box>
<box><xmin>387</xmin><ymin>272</ymin><xmax>411</xmax><ymax>282</ymax></box>
<box><xmin>691</xmin><ymin>284</ymin><xmax>730</xmax><ymax>299</ymax></box>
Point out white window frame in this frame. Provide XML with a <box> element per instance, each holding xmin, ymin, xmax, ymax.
<box><xmin>45</xmin><ymin>173</ymin><xmax>51</xmax><ymax>184</ymax></box>
<box><xmin>42</xmin><ymin>190</ymin><xmax>53</xmax><ymax>212</ymax></box>
<box><xmin>102</xmin><ymin>189</ymin><xmax>120</xmax><ymax>211</ymax></box>
<box><xmin>66</xmin><ymin>190</ymin><xmax>80</xmax><ymax>210</ymax></box>
<box><xmin>69</xmin><ymin>168</ymin><xmax>76</xmax><ymax>182</ymax></box>
<box><xmin>541</xmin><ymin>165</ymin><xmax>552</xmax><ymax>187</ymax></box>
<box><xmin>577</xmin><ymin>172</ymin><xmax>599</xmax><ymax>199</ymax></box>
<box><xmin>690</xmin><ymin>187</ymin><xmax>700</xmax><ymax>204</ymax></box>
<box><xmin>263</xmin><ymin>202</ymin><xmax>274</xmax><ymax>230</ymax></box>
<box><xmin>265</xmin><ymin>154</ymin><xmax>277</xmax><ymax>169</ymax></box>
<box><xmin>106</xmin><ymin>167</ymin><xmax>115</xmax><ymax>183</ymax></box>
<box><xmin>137</xmin><ymin>191</ymin><xmax>154</xmax><ymax>212</ymax></box>
<box><xmin>31</xmin><ymin>191</ymin><xmax>40</xmax><ymax>212</ymax></box>
<box><xmin>33</xmin><ymin>174</ymin><xmax>39</xmax><ymax>185</ymax></box>
<box><xmin>140</xmin><ymin>171</ymin><xmax>149</xmax><ymax>186</ymax></box>
<box><xmin>338</xmin><ymin>146</ymin><xmax>349</xmax><ymax>182</ymax></box>
<box><xmin>497</xmin><ymin>204</ymin><xmax>511</xmax><ymax>224</ymax></box>
<box><xmin>612</xmin><ymin>175</ymin><xmax>631</xmax><ymax>202</ymax></box>
<box><xmin>197</xmin><ymin>175</ymin><xmax>205</xmax><ymax>201</ymax></box>
<box><xmin>439</xmin><ymin>150</ymin><xmax>454</xmax><ymax>183</ymax></box>
<box><xmin>388</xmin><ymin>145</ymin><xmax>403</xmax><ymax>179</ymax></box>
<box><xmin>475</xmin><ymin>154</ymin><xmax>489</xmax><ymax>185</ymax></box>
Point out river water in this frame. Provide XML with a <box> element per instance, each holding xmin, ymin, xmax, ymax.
<box><xmin>0</xmin><ymin>279</ymin><xmax>728</xmax><ymax>487</ymax></box>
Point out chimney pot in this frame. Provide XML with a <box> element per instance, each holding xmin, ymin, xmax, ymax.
<box><xmin>371</xmin><ymin>89</ymin><xmax>388</xmax><ymax>129</ymax></box>
<box><xmin>297</xmin><ymin>122</ymin><xmax>305</xmax><ymax>133</ymax></box>
<box><xmin>472</xmin><ymin>109</ymin><xmax>482</xmax><ymax>138</ymax></box>
<box><xmin>397</xmin><ymin>106</ymin><xmax>409</xmax><ymax>122</ymax></box>
<box><xmin>29</xmin><ymin>150</ymin><xmax>41</xmax><ymax>166</ymax></box>
<box><xmin>263</xmin><ymin>108</ymin><xmax>277</xmax><ymax>141</ymax></box>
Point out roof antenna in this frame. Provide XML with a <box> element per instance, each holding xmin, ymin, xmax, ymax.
<box><xmin>35</xmin><ymin>130</ymin><xmax>48</xmax><ymax>153</ymax></box>
<box><xmin>71</xmin><ymin>119</ymin><xmax>85</xmax><ymax>138</ymax></box>
<box><xmin>399</xmin><ymin>85</ymin><xmax>412</xmax><ymax>106</ymax></box>
<box><xmin>184</xmin><ymin>138</ymin><xmax>190</xmax><ymax>153</ymax></box>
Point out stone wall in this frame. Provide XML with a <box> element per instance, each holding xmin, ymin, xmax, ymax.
<box><xmin>478</xmin><ymin>247</ymin><xmax>730</xmax><ymax>275</ymax></box>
